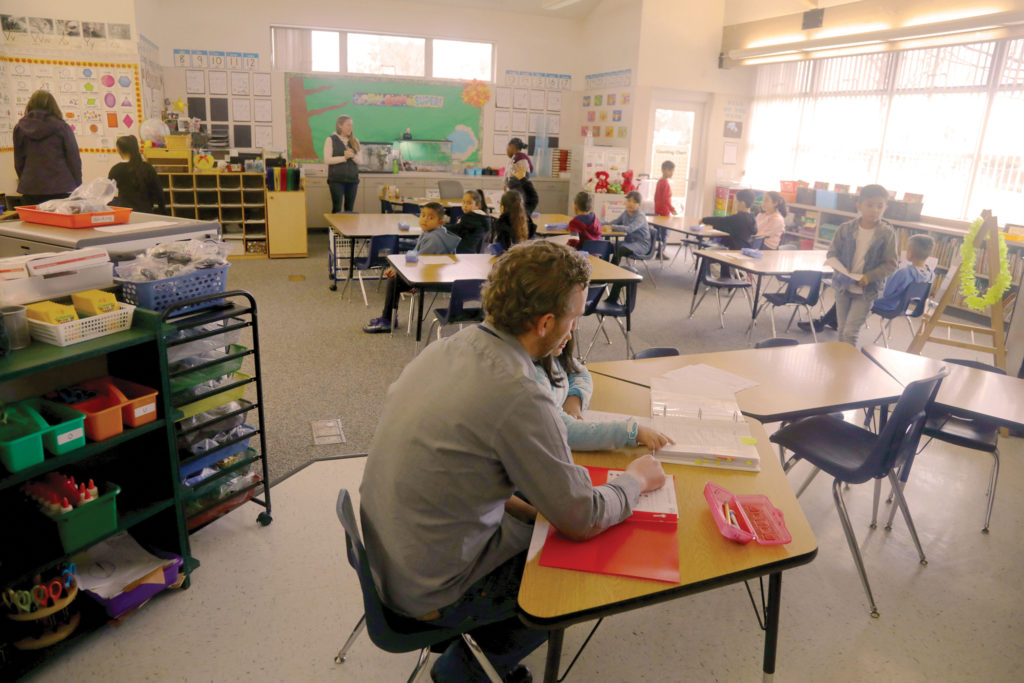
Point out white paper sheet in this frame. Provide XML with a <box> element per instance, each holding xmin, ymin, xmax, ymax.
<box><xmin>495</xmin><ymin>86</ymin><xmax>512</xmax><ymax>109</ymax></box>
<box><xmin>526</xmin><ymin>517</ymin><xmax>550</xmax><ymax>561</ymax></box>
<box><xmin>655</xmin><ymin>363</ymin><xmax>759</xmax><ymax>397</ymax></box>
<box><xmin>75</xmin><ymin>532</ymin><xmax>172</xmax><ymax>598</ymax></box>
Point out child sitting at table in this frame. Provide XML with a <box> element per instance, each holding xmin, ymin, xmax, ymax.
<box><xmin>755</xmin><ymin>191</ymin><xmax>787</xmax><ymax>250</ymax></box>
<box><xmin>362</xmin><ymin>202</ymin><xmax>460</xmax><ymax>334</ymax></box>
<box><xmin>490</xmin><ymin>190</ymin><xmax>535</xmax><ymax>251</ymax></box>
<box><xmin>534</xmin><ymin>337</ymin><xmax>673</xmax><ymax>451</ymax></box>
<box><xmin>566</xmin><ymin>191</ymin><xmax>602</xmax><ymax>249</ymax></box>
<box><xmin>700</xmin><ymin>188</ymin><xmax>757</xmax><ymax>277</ymax></box>
<box><xmin>608</xmin><ymin>191</ymin><xmax>652</xmax><ymax>265</ymax></box>
<box><xmin>450</xmin><ymin>190</ymin><xmax>490</xmax><ymax>254</ymax></box>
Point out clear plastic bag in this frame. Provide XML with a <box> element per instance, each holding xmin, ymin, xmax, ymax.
<box><xmin>38</xmin><ymin>178</ymin><xmax>118</xmax><ymax>214</ymax></box>
<box><xmin>176</xmin><ymin>401</ymin><xmax>249</xmax><ymax>449</ymax></box>
<box><xmin>114</xmin><ymin>239</ymin><xmax>231</xmax><ymax>282</ymax></box>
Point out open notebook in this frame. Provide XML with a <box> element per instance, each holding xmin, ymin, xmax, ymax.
<box><xmin>649</xmin><ymin>378</ymin><xmax>761</xmax><ymax>472</ymax></box>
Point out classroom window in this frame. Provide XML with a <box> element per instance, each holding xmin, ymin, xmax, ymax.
<box><xmin>311</xmin><ymin>31</ymin><xmax>340</xmax><ymax>72</ymax></box>
<box><xmin>432</xmin><ymin>39</ymin><xmax>492</xmax><ymax>80</ymax></box>
<box><xmin>745</xmin><ymin>37</ymin><xmax>1024</xmax><ymax>224</ymax></box>
<box><xmin>347</xmin><ymin>33</ymin><xmax>425</xmax><ymax>77</ymax></box>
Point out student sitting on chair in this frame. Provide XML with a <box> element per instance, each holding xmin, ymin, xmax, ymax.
<box><xmin>534</xmin><ymin>336</ymin><xmax>672</xmax><ymax>451</ymax></box>
<box><xmin>700</xmin><ymin>188</ymin><xmax>757</xmax><ymax>277</ymax></box>
<box><xmin>801</xmin><ymin>233</ymin><xmax>933</xmax><ymax>334</ymax></box>
<box><xmin>363</xmin><ymin>202</ymin><xmax>460</xmax><ymax>334</ymax></box>
<box><xmin>608</xmin><ymin>191</ymin><xmax>651</xmax><ymax>265</ymax></box>
<box><xmin>359</xmin><ymin>241</ymin><xmax>666</xmax><ymax>682</ymax></box>
<box><xmin>450</xmin><ymin>190</ymin><xmax>490</xmax><ymax>254</ymax></box>
<box><xmin>755</xmin><ymin>191</ymin><xmax>787</xmax><ymax>250</ymax></box>
<box><xmin>489</xmin><ymin>190</ymin><xmax>534</xmax><ymax>252</ymax></box>
<box><xmin>566</xmin><ymin>191</ymin><xmax>601</xmax><ymax>249</ymax></box>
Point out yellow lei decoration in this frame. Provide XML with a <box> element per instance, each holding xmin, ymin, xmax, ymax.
<box><xmin>959</xmin><ymin>218</ymin><xmax>1012</xmax><ymax>311</ymax></box>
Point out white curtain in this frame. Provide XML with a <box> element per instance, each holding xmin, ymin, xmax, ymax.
<box><xmin>271</xmin><ymin>27</ymin><xmax>312</xmax><ymax>73</ymax></box>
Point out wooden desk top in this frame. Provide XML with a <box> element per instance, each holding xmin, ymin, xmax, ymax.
<box><xmin>400</xmin><ymin>198</ymin><xmax>463</xmax><ymax>207</ymax></box>
<box><xmin>386</xmin><ymin>253</ymin><xmax>644</xmax><ymax>287</ymax></box>
<box><xmin>861</xmin><ymin>344</ymin><xmax>1024</xmax><ymax>428</ymax></box>
<box><xmin>586</xmin><ymin>342</ymin><xmax>904</xmax><ymax>422</ymax></box>
<box><xmin>538</xmin><ymin>214</ymin><xmax>626</xmax><ymax>237</ymax></box>
<box><xmin>325</xmin><ymin>213</ymin><xmax>422</xmax><ymax>237</ymax></box>
<box><xmin>694</xmin><ymin>248</ymin><xmax>831</xmax><ymax>276</ymax></box>
<box><xmin>517</xmin><ymin>373</ymin><xmax>818</xmax><ymax>626</ymax></box>
<box><xmin>648</xmin><ymin>215</ymin><xmax>727</xmax><ymax>238</ymax></box>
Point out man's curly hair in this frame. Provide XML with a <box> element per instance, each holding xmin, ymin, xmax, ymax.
<box><xmin>482</xmin><ymin>241</ymin><xmax>592</xmax><ymax>335</ymax></box>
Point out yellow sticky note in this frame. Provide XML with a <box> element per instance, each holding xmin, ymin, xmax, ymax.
<box><xmin>741</xmin><ymin>437</ymin><xmax>757</xmax><ymax>445</ymax></box>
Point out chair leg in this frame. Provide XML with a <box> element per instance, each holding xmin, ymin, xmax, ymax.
<box><xmin>904</xmin><ymin>315</ymin><xmax>916</xmax><ymax>338</ymax></box>
<box><xmin>769</xmin><ymin>305</ymin><xmax>778</xmax><ymax>338</ymax></box>
<box><xmin>613</xmin><ymin>316</ymin><xmax>633</xmax><ymax>359</ymax></box>
<box><xmin>715</xmin><ymin>289</ymin><xmax>726</xmax><ymax>328</ymax></box>
<box><xmin>357</xmin><ymin>271</ymin><xmax>369</xmax><ymax>307</ymax></box>
<box><xmin>887</xmin><ymin>470</ymin><xmax>928</xmax><ymax>566</ymax></box>
<box><xmin>784</xmin><ymin>306</ymin><xmax>799</xmax><ymax>333</ymax></box>
<box><xmin>794</xmin><ymin>466</ymin><xmax>821</xmax><ymax>497</ymax></box>
<box><xmin>407</xmin><ymin>647</ymin><xmax>432</xmax><ymax>683</ymax></box>
<box><xmin>689</xmin><ymin>287</ymin><xmax>710</xmax><ymax>319</ymax></box>
<box><xmin>983</xmin><ymin>448</ymin><xmax>999</xmax><ymax>533</ymax></box>
<box><xmin>870</xmin><ymin>479</ymin><xmax>882</xmax><ymax>529</ymax></box>
<box><xmin>461</xmin><ymin>633</ymin><xmax>504</xmax><ymax>683</ymax></box>
<box><xmin>584</xmin><ymin>318</ymin><xmax>606</xmax><ymax>361</ymax></box>
<box><xmin>334</xmin><ymin>613</ymin><xmax>366</xmax><ymax>663</ymax></box>
<box><xmin>832</xmin><ymin>479</ymin><xmax>880</xmax><ymax>618</ymax></box>
<box><xmin>807</xmin><ymin>305</ymin><xmax>818</xmax><ymax>343</ymax></box>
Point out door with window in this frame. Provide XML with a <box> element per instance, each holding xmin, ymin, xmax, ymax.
<box><xmin>649</xmin><ymin>104</ymin><xmax>703</xmax><ymax>217</ymax></box>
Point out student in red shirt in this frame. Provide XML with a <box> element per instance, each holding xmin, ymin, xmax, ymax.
<box><xmin>566</xmin><ymin>191</ymin><xmax>602</xmax><ymax>248</ymax></box>
<box><xmin>654</xmin><ymin>160</ymin><xmax>676</xmax><ymax>216</ymax></box>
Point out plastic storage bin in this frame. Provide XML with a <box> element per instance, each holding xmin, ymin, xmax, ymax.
<box><xmin>46</xmin><ymin>482</ymin><xmax>120</xmax><ymax>552</ymax></box>
<box><xmin>64</xmin><ymin>380</ymin><xmax>129</xmax><ymax>441</ymax></box>
<box><xmin>25</xmin><ymin>398</ymin><xmax>87</xmax><ymax>455</ymax></box>
<box><xmin>27</xmin><ymin>303</ymin><xmax>135</xmax><ymax>347</ymax></box>
<box><xmin>115</xmin><ymin>264</ymin><xmax>229</xmax><ymax>315</ymax></box>
<box><xmin>83</xmin><ymin>551</ymin><xmax>182</xmax><ymax>618</ymax></box>
<box><xmin>0</xmin><ymin>402</ymin><xmax>48</xmax><ymax>472</ymax></box>
<box><xmin>176</xmin><ymin>371</ymin><xmax>250</xmax><ymax>419</ymax></box>
<box><xmin>16</xmin><ymin>205</ymin><xmax>132</xmax><ymax>228</ymax></box>
<box><xmin>107</xmin><ymin>377</ymin><xmax>159</xmax><ymax>428</ymax></box>
<box><xmin>179</xmin><ymin>425</ymin><xmax>257</xmax><ymax>481</ymax></box>
<box><xmin>815</xmin><ymin>190</ymin><xmax>838</xmax><ymax>210</ymax></box>
<box><xmin>704</xmin><ymin>481</ymin><xmax>791</xmax><ymax>546</ymax></box>
<box><xmin>168</xmin><ymin>344</ymin><xmax>248</xmax><ymax>398</ymax></box>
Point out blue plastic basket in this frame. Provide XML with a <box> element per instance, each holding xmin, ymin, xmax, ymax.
<box><xmin>180</xmin><ymin>424</ymin><xmax>256</xmax><ymax>481</ymax></box>
<box><xmin>116</xmin><ymin>264</ymin><xmax>229</xmax><ymax>314</ymax></box>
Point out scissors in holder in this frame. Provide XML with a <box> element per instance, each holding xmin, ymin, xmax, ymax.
<box><xmin>4</xmin><ymin>589</ymin><xmax>33</xmax><ymax>613</ymax></box>
<box><xmin>31</xmin><ymin>578</ymin><xmax>64</xmax><ymax>609</ymax></box>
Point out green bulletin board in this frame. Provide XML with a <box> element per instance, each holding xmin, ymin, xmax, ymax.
<box><xmin>286</xmin><ymin>73</ymin><xmax>482</xmax><ymax>163</ymax></box>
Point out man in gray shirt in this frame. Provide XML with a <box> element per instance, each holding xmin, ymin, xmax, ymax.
<box><xmin>360</xmin><ymin>241</ymin><xmax>666</xmax><ymax>682</ymax></box>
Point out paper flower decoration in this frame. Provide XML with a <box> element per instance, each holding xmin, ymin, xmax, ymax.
<box><xmin>461</xmin><ymin>80</ymin><xmax>491</xmax><ymax>108</ymax></box>
<box><xmin>172</xmin><ymin>97</ymin><xmax>187</xmax><ymax>113</ymax></box>
<box><xmin>959</xmin><ymin>218</ymin><xmax>1012</xmax><ymax>311</ymax></box>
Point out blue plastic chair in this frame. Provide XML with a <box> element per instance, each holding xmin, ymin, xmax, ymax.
<box><xmin>623</xmin><ymin>226</ymin><xmax>661</xmax><ymax>287</ymax></box>
<box><xmin>333</xmin><ymin>489</ymin><xmax>502</xmax><ymax>682</ymax></box>
<box><xmin>754</xmin><ymin>337</ymin><xmax>798</xmax><ymax>349</ymax></box>
<box><xmin>380</xmin><ymin>200</ymin><xmax>394</xmax><ymax>214</ymax></box>
<box><xmin>342</xmin><ymin>234</ymin><xmax>399</xmax><ymax>306</ymax></box>
<box><xmin>486</xmin><ymin>243</ymin><xmax>505</xmax><ymax>257</ymax></box>
<box><xmin>402</xmin><ymin>202</ymin><xmax>421</xmax><ymax>216</ymax></box>
<box><xmin>688</xmin><ymin>256</ymin><xmax>753</xmax><ymax>329</ymax></box>
<box><xmin>870</xmin><ymin>280</ymin><xmax>932</xmax><ymax>347</ymax></box>
<box><xmin>427</xmin><ymin>279</ymin><xmax>485</xmax><ymax>342</ymax></box>
<box><xmin>752</xmin><ymin>270</ymin><xmax>823</xmax><ymax>343</ymax></box>
<box><xmin>770</xmin><ymin>367</ymin><xmax>948</xmax><ymax>617</ymax></box>
<box><xmin>583</xmin><ymin>266</ymin><xmax>639</xmax><ymax>361</ymax></box>
<box><xmin>632</xmin><ymin>346</ymin><xmax>679</xmax><ymax>360</ymax></box>
<box><xmin>579</xmin><ymin>239</ymin><xmax>613</xmax><ymax>262</ymax></box>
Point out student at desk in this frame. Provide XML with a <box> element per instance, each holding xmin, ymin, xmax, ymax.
<box><xmin>490</xmin><ymin>190</ymin><xmax>535</xmax><ymax>251</ymax></box>
<box><xmin>450</xmin><ymin>190</ymin><xmax>491</xmax><ymax>254</ymax></box>
<box><xmin>534</xmin><ymin>337</ymin><xmax>672</xmax><ymax>451</ymax></box>
<box><xmin>362</xmin><ymin>202</ymin><xmax>460</xmax><ymax>334</ymax></box>
<box><xmin>360</xmin><ymin>241</ymin><xmax>666</xmax><ymax>682</ymax></box>
<box><xmin>701</xmin><ymin>188</ymin><xmax>757</xmax><ymax>277</ymax></box>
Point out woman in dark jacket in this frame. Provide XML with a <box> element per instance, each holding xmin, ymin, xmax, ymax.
<box><xmin>108</xmin><ymin>135</ymin><xmax>167</xmax><ymax>214</ymax></box>
<box><xmin>13</xmin><ymin>90</ymin><xmax>82</xmax><ymax>205</ymax></box>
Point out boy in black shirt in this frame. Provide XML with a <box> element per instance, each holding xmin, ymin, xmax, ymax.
<box><xmin>701</xmin><ymin>188</ymin><xmax>757</xmax><ymax>277</ymax></box>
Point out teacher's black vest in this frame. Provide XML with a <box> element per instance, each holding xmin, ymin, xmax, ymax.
<box><xmin>328</xmin><ymin>135</ymin><xmax>359</xmax><ymax>183</ymax></box>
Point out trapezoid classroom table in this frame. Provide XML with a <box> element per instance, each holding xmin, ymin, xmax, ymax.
<box><xmin>386</xmin><ymin>253</ymin><xmax>643</xmax><ymax>342</ymax></box>
<box><xmin>689</xmin><ymin>249</ymin><xmax>832</xmax><ymax>325</ymax></box>
<box><xmin>536</xmin><ymin>214</ymin><xmax>626</xmax><ymax>242</ymax></box>
<box><xmin>324</xmin><ymin>212</ymin><xmax>422</xmax><ymax>289</ymax></box>
<box><xmin>586</xmin><ymin>341</ymin><xmax>905</xmax><ymax>424</ymax></box>
<box><xmin>518</xmin><ymin>373</ymin><xmax>818</xmax><ymax>683</ymax></box>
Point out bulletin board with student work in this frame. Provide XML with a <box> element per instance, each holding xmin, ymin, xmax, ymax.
<box><xmin>580</xmin><ymin>69</ymin><xmax>633</xmax><ymax>148</ymax></box>
<box><xmin>0</xmin><ymin>56</ymin><xmax>142</xmax><ymax>152</ymax></box>
<box><xmin>285</xmin><ymin>73</ymin><xmax>483</xmax><ymax>164</ymax></box>
<box><xmin>492</xmin><ymin>69</ymin><xmax>571</xmax><ymax>156</ymax></box>
<box><xmin>173</xmin><ymin>48</ymin><xmax>269</xmax><ymax>150</ymax></box>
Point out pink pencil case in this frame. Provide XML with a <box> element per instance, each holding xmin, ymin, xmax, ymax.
<box><xmin>704</xmin><ymin>481</ymin><xmax>792</xmax><ymax>546</ymax></box>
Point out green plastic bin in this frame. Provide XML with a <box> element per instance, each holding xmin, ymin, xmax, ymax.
<box><xmin>46</xmin><ymin>482</ymin><xmax>120</xmax><ymax>552</ymax></box>
<box><xmin>169</xmin><ymin>344</ymin><xmax>249</xmax><ymax>400</ymax></box>
<box><xmin>0</xmin><ymin>402</ymin><xmax>48</xmax><ymax>473</ymax></box>
<box><xmin>25</xmin><ymin>398</ymin><xmax>87</xmax><ymax>455</ymax></box>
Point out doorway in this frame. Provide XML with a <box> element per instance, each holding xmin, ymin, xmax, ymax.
<box><xmin>650</xmin><ymin>106</ymin><xmax>699</xmax><ymax>216</ymax></box>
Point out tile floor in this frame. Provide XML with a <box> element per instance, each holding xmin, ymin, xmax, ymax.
<box><xmin>24</xmin><ymin>428</ymin><xmax>1024</xmax><ymax>682</ymax></box>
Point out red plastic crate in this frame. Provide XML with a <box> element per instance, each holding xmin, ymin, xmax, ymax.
<box><xmin>16</xmin><ymin>205</ymin><xmax>132</xmax><ymax>229</ymax></box>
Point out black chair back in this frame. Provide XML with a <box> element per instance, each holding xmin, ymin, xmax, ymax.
<box><xmin>750</xmin><ymin>236</ymin><xmax>766</xmax><ymax>250</ymax></box>
<box><xmin>445</xmin><ymin>279</ymin><xmax>485</xmax><ymax>323</ymax></box>
<box><xmin>402</xmin><ymin>202</ymin><xmax>421</xmax><ymax>216</ymax></box>
<box><xmin>633</xmin><ymin>347</ymin><xmax>680</xmax><ymax>359</ymax></box>
<box><xmin>580</xmin><ymin>239</ymin><xmax>613</xmax><ymax>261</ymax></box>
<box><xmin>755</xmin><ymin>337</ymin><xmax>798</xmax><ymax>349</ymax></box>
<box><xmin>866</xmin><ymin>369</ymin><xmax>948</xmax><ymax>479</ymax></box>
<box><xmin>782</xmin><ymin>270</ymin><xmax>823</xmax><ymax>307</ymax></box>
<box><xmin>362</xmin><ymin>234</ymin><xmax>399</xmax><ymax>269</ymax></box>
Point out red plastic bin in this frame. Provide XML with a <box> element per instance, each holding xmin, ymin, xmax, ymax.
<box><xmin>65</xmin><ymin>382</ymin><xmax>128</xmax><ymax>442</ymax></box>
<box><xmin>15</xmin><ymin>205</ymin><xmax>132</xmax><ymax>228</ymax></box>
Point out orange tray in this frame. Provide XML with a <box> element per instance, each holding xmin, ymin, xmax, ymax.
<box><xmin>16</xmin><ymin>205</ymin><xmax>132</xmax><ymax>228</ymax></box>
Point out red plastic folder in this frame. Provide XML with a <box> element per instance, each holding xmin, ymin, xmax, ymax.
<box><xmin>538</xmin><ymin>466</ymin><xmax>681</xmax><ymax>584</ymax></box>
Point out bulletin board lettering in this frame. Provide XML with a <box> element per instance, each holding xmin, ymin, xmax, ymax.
<box><xmin>286</xmin><ymin>73</ymin><xmax>482</xmax><ymax>163</ymax></box>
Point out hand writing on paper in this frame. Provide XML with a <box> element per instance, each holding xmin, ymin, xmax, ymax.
<box><xmin>625</xmin><ymin>454</ymin><xmax>666</xmax><ymax>492</ymax></box>
<box><xmin>562</xmin><ymin>395</ymin><xmax>584</xmax><ymax>420</ymax></box>
<box><xmin>637</xmin><ymin>425</ymin><xmax>674</xmax><ymax>451</ymax></box>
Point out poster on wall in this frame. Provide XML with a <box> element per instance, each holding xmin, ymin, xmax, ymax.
<box><xmin>285</xmin><ymin>73</ymin><xmax>483</xmax><ymax>163</ymax></box>
<box><xmin>0</xmin><ymin>56</ymin><xmax>142</xmax><ymax>152</ymax></box>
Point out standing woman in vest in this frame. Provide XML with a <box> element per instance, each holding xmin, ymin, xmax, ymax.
<box><xmin>108</xmin><ymin>135</ymin><xmax>167</xmax><ymax>214</ymax></box>
<box><xmin>13</xmin><ymin>90</ymin><xmax>82</xmax><ymax>205</ymax></box>
<box><xmin>504</xmin><ymin>137</ymin><xmax>539</xmax><ymax>216</ymax></box>
<box><xmin>324</xmin><ymin>115</ymin><xmax>361</xmax><ymax>212</ymax></box>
